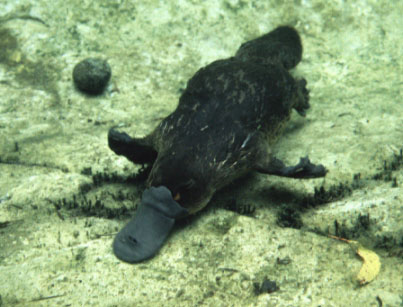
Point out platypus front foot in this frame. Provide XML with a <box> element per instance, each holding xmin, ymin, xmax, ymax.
<box><xmin>256</xmin><ymin>156</ymin><xmax>327</xmax><ymax>179</ymax></box>
<box><xmin>108</xmin><ymin>127</ymin><xmax>157</xmax><ymax>164</ymax></box>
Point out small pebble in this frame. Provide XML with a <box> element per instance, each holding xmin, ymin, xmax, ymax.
<box><xmin>73</xmin><ymin>57</ymin><xmax>111</xmax><ymax>95</ymax></box>
<box><xmin>254</xmin><ymin>278</ymin><xmax>279</xmax><ymax>295</ymax></box>
<box><xmin>260</xmin><ymin>278</ymin><xmax>279</xmax><ymax>294</ymax></box>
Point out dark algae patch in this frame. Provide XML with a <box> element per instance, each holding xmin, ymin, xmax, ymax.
<box><xmin>49</xmin><ymin>166</ymin><xmax>150</xmax><ymax>219</ymax></box>
<box><xmin>277</xmin><ymin>148</ymin><xmax>403</xmax><ymax>255</ymax></box>
<box><xmin>276</xmin><ymin>205</ymin><xmax>303</xmax><ymax>229</ymax></box>
<box><xmin>372</xmin><ymin>148</ymin><xmax>403</xmax><ymax>187</ymax></box>
<box><xmin>0</xmin><ymin>27</ymin><xmax>18</xmax><ymax>63</ymax></box>
<box><xmin>301</xmin><ymin>148</ymin><xmax>403</xmax><ymax>208</ymax></box>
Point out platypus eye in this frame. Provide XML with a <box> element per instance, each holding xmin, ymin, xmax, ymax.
<box><xmin>184</xmin><ymin>179</ymin><xmax>196</xmax><ymax>189</ymax></box>
<box><xmin>176</xmin><ymin>179</ymin><xmax>196</xmax><ymax>191</ymax></box>
<box><xmin>172</xmin><ymin>179</ymin><xmax>196</xmax><ymax>202</ymax></box>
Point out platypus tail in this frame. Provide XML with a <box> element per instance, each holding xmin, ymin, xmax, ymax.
<box><xmin>235</xmin><ymin>26</ymin><xmax>302</xmax><ymax>70</ymax></box>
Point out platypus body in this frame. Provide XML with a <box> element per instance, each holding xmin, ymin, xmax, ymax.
<box><xmin>108</xmin><ymin>26</ymin><xmax>327</xmax><ymax>263</ymax></box>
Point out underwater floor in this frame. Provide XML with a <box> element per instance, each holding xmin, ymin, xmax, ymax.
<box><xmin>0</xmin><ymin>0</ymin><xmax>402</xmax><ymax>306</ymax></box>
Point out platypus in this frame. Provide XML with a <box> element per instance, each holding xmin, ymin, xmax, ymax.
<box><xmin>108</xmin><ymin>26</ymin><xmax>327</xmax><ymax>263</ymax></box>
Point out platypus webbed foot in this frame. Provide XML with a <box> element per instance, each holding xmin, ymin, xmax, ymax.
<box><xmin>256</xmin><ymin>156</ymin><xmax>327</xmax><ymax>179</ymax></box>
<box><xmin>108</xmin><ymin>128</ymin><xmax>157</xmax><ymax>164</ymax></box>
<box><xmin>113</xmin><ymin>186</ymin><xmax>189</xmax><ymax>263</ymax></box>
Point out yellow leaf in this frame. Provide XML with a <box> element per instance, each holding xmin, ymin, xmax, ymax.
<box><xmin>355</xmin><ymin>245</ymin><xmax>381</xmax><ymax>285</ymax></box>
<box><xmin>328</xmin><ymin>235</ymin><xmax>381</xmax><ymax>285</ymax></box>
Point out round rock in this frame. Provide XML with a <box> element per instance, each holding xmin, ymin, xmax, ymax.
<box><xmin>73</xmin><ymin>58</ymin><xmax>111</xmax><ymax>95</ymax></box>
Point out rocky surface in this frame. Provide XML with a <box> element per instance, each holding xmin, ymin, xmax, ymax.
<box><xmin>0</xmin><ymin>0</ymin><xmax>401</xmax><ymax>306</ymax></box>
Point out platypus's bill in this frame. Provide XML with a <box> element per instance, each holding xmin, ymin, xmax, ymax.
<box><xmin>113</xmin><ymin>186</ymin><xmax>188</xmax><ymax>263</ymax></box>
